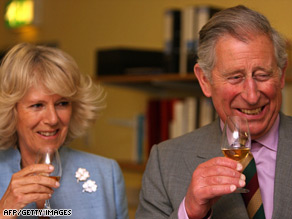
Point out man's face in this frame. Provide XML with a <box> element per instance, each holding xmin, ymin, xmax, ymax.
<box><xmin>196</xmin><ymin>34</ymin><xmax>285</xmax><ymax>139</ymax></box>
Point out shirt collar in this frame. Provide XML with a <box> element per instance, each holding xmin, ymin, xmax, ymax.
<box><xmin>255</xmin><ymin>115</ymin><xmax>279</xmax><ymax>152</ymax></box>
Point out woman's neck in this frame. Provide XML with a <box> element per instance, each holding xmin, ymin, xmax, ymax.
<box><xmin>17</xmin><ymin>146</ymin><xmax>36</xmax><ymax>168</ymax></box>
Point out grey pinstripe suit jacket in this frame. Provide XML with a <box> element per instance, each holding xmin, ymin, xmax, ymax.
<box><xmin>136</xmin><ymin>112</ymin><xmax>292</xmax><ymax>219</ymax></box>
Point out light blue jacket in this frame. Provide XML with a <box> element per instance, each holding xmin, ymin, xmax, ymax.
<box><xmin>0</xmin><ymin>146</ymin><xmax>129</xmax><ymax>219</ymax></box>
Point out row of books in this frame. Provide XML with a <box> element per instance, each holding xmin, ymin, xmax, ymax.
<box><xmin>133</xmin><ymin>96</ymin><xmax>217</xmax><ymax>163</ymax></box>
<box><xmin>164</xmin><ymin>5</ymin><xmax>221</xmax><ymax>74</ymax></box>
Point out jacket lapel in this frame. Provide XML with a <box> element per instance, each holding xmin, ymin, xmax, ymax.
<box><xmin>183</xmin><ymin>119</ymin><xmax>223</xmax><ymax>175</ymax></box>
<box><xmin>272</xmin><ymin>113</ymin><xmax>292</xmax><ymax>218</ymax></box>
<box><xmin>181</xmin><ymin>118</ymin><xmax>248</xmax><ymax>218</ymax></box>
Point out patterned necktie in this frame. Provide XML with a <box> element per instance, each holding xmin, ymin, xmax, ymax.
<box><xmin>241</xmin><ymin>142</ymin><xmax>265</xmax><ymax>219</ymax></box>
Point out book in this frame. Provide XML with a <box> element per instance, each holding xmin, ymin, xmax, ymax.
<box><xmin>160</xmin><ymin>99</ymin><xmax>174</xmax><ymax>141</ymax></box>
<box><xmin>163</xmin><ymin>9</ymin><xmax>181</xmax><ymax>73</ymax></box>
<box><xmin>146</xmin><ymin>99</ymin><xmax>161</xmax><ymax>156</ymax></box>
<box><xmin>180</xmin><ymin>6</ymin><xmax>197</xmax><ymax>74</ymax></box>
<box><xmin>169</xmin><ymin>97</ymin><xmax>198</xmax><ymax>138</ymax></box>
<box><xmin>180</xmin><ymin>5</ymin><xmax>221</xmax><ymax>74</ymax></box>
<box><xmin>169</xmin><ymin>99</ymin><xmax>184</xmax><ymax>138</ymax></box>
<box><xmin>198</xmin><ymin>97</ymin><xmax>215</xmax><ymax>128</ymax></box>
<box><xmin>133</xmin><ymin>114</ymin><xmax>145</xmax><ymax>163</ymax></box>
<box><xmin>184</xmin><ymin>97</ymin><xmax>198</xmax><ymax>132</ymax></box>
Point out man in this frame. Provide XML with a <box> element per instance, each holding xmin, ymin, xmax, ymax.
<box><xmin>136</xmin><ymin>5</ymin><xmax>292</xmax><ymax>219</ymax></box>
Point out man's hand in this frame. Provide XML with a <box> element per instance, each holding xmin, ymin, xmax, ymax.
<box><xmin>185</xmin><ymin>157</ymin><xmax>245</xmax><ymax>219</ymax></box>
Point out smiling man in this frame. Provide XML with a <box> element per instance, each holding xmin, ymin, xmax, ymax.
<box><xmin>136</xmin><ymin>5</ymin><xmax>291</xmax><ymax>219</ymax></box>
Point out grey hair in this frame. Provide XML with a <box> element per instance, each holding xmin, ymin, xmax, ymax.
<box><xmin>197</xmin><ymin>5</ymin><xmax>287</xmax><ymax>80</ymax></box>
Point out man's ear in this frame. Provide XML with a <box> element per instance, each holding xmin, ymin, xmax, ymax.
<box><xmin>280</xmin><ymin>61</ymin><xmax>287</xmax><ymax>89</ymax></box>
<box><xmin>194</xmin><ymin>63</ymin><xmax>212</xmax><ymax>97</ymax></box>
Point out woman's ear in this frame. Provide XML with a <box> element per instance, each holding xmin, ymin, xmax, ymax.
<box><xmin>194</xmin><ymin>63</ymin><xmax>212</xmax><ymax>97</ymax></box>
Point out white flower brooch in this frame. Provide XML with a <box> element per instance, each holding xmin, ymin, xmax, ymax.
<box><xmin>75</xmin><ymin>168</ymin><xmax>90</xmax><ymax>182</ymax></box>
<box><xmin>75</xmin><ymin>168</ymin><xmax>97</xmax><ymax>193</ymax></box>
<box><xmin>82</xmin><ymin>180</ymin><xmax>98</xmax><ymax>193</ymax></box>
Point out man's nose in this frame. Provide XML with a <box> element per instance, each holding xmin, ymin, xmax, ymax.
<box><xmin>241</xmin><ymin>78</ymin><xmax>260</xmax><ymax>105</ymax></box>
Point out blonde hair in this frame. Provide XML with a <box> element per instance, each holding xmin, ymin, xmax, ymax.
<box><xmin>0</xmin><ymin>43</ymin><xmax>105</xmax><ymax>149</ymax></box>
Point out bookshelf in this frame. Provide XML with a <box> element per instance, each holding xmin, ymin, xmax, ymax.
<box><xmin>96</xmin><ymin>73</ymin><xmax>204</xmax><ymax>97</ymax></box>
<box><xmin>97</xmin><ymin>72</ymin><xmax>292</xmax><ymax>87</ymax></box>
<box><xmin>118</xmin><ymin>160</ymin><xmax>146</xmax><ymax>173</ymax></box>
<box><xmin>97</xmin><ymin>73</ymin><xmax>195</xmax><ymax>83</ymax></box>
<box><xmin>96</xmin><ymin>72</ymin><xmax>292</xmax><ymax>173</ymax></box>
<box><xmin>96</xmin><ymin>73</ymin><xmax>212</xmax><ymax>171</ymax></box>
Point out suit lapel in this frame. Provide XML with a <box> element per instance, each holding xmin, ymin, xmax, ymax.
<box><xmin>272</xmin><ymin>113</ymin><xmax>292</xmax><ymax>218</ymax></box>
<box><xmin>182</xmin><ymin>119</ymin><xmax>223</xmax><ymax>175</ymax></box>
<box><xmin>181</xmin><ymin>118</ymin><xmax>248</xmax><ymax>218</ymax></box>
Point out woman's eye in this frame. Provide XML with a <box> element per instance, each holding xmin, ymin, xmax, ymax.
<box><xmin>31</xmin><ymin>103</ymin><xmax>43</xmax><ymax>108</ymax></box>
<box><xmin>57</xmin><ymin>101</ymin><xmax>70</xmax><ymax>107</ymax></box>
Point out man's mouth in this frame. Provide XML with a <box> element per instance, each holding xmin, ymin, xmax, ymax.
<box><xmin>240</xmin><ymin>107</ymin><xmax>263</xmax><ymax>115</ymax></box>
<box><xmin>38</xmin><ymin>130</ymin><xmax>58</xmax><ymax>137</ymax></box>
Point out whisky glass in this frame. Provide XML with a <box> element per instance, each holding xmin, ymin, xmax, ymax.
<box><xmin>221</xmin><ymin>115</ymin><xmax>251</xmax><ymax>193</ymax></box>
<box><xmin>36</xmin><ymin>148</ymin><xmax>62</xmax><ymax>209</ymax></box>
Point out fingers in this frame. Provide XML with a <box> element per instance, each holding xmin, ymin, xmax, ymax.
<box><xmin>15</xmin><ymin>164</ymin><xmax>54</xmax><ymax>178</ymax></box>
<box><xmin>199</xmin><ymin>157</ymin><xmax>243</xmax><ymax>171</ymax></box>
<box><xmin>11</xmin><ymin>174</ymin><xmax>60</xmax><ymax>189</ymax></box>
<box><xmin>12</xmin><ymin>183</ymin><xmax>54</xmax><ymax>195</ymax></box>
<box><xmin>0</xmin><ymin>164</ymin><xmax>60</xmax><ymax>210</ymax></box>
<box><xmin>1</xmin><ymin>186</ymin><xmax>54</xmax><ymax>210</ymax></box>
<box><xmin>184</xmin><ymin>157</ymin><xmax>246</xmax><ymax>218</ymax></box>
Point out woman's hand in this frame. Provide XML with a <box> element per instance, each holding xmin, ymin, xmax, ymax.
<box><xmin>0</xmin><ymin>164</ymin><xmax>60</xmax><ymax>218</ymax></box>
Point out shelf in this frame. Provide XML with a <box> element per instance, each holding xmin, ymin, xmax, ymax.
<box><xmin>95</xmin><ymin>72</ymin><xmax>292</xmax><ymax>97</ymax></box>
<box><xmin>96</xmin><ymin>73</ymin><xmax>203</xmax><ymax>96</ymax></box>
<box><xmin>118</xmin><ymin>160</ymin><xmax>146</xmax><ymax>173</ymax></box>
<box><xmin>97</xmin><ymin>73</ymin><xmax>196</xmax><ymax>83</ymax></box>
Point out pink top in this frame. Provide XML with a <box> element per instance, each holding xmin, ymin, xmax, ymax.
<box><xmin>178</xmin><ymin>116</ymin><xmax>279</xmax><ymax>219</ymax></box>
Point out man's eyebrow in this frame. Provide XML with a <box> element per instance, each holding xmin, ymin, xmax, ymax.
<box><xmin>221</xmin><ymin>69</ymin><xmax>245</xmax><ymax>76</ymax></box>
<box><xmin>252</xmin><ymin>66</ymin><xmax>274</xmax><ymax>73</ymax></box>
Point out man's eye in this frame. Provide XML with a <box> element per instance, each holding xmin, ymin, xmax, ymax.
<box><xmin>227</xmin><ymin>75</ymin><xmax>243</xmax><ymax>84</ymax></box>
<box><xmin>254</xmin><ymin>73</ymin><xmax>270</xmax><ymax>81</ymax></box>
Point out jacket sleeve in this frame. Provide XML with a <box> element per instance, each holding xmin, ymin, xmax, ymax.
<box><xmin>112</xmin><ymin>160</ymin><xmax>129</xmax><ymax>219</ymax></box>
<box><xmin>136</xmin><ymin>145</ymin><xmax>180</xmax><ymax>219</ymax></box>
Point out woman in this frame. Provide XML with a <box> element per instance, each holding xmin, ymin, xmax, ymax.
<box><xmin>0</xmin><ymin>43</ymin><xmax>128</xmax><ymax>219</ymax></box>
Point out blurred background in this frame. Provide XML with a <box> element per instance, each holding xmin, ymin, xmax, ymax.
<box><xmin>1</xmin><ymin>0</ymin><xmax>292</xmax><ymax>218</ymax></box>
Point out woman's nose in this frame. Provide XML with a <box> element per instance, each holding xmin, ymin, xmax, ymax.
<box><xmin>43</xmin><ymin>105</ymin><xmax>58</xmax><ymax>125</ymax></box>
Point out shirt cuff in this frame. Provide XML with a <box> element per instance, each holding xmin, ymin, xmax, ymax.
<box><xmin>178</xmin><ymin>197</ymin><xmax>189</xmax><ymax>219</ymax></box>
<box><xmin>178</xmin><ymin>197</ymin><xmax>212</xmax><ymax>219</ymax></box>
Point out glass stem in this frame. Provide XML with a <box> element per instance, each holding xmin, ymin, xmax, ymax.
<box><xmin>44</xmin><ymin>199</ymin><xmax>51</xmax><ymax>209</ymax></box>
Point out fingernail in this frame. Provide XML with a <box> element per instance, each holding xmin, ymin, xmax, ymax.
<box><xmin>240</xmin><ymin>174</ymin><xmax>246</xmax><ymax>180</ymax></box>
<box><xmin>239</xmin><ymin>179</ymin><xmax>245</xmax><ymax>187</ymax></box>
<box><xmin>236</xmin><ymin>163</ymin><xmax>243</xmax><ymax>171</ymax></box>
<box><xmin>230</xmin><ymin>185</ymin><xmax>236</xmax><ymax>192</ymax></box>
<box><xmin>56</xmin><ymin>181</ymin><xmax>60</xmax><ymax>187</ymax></box>
<box><xmin>49</xmin><ymin>165</ymin><xmax>54</xmax><ymax>170</ymax></box>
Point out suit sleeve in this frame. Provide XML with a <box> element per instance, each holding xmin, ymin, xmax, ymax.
<box><xmin>136</xmin><ymin>145</ymin><xmax>180</xmax><ymax>219</ymax></box>
<box><xmin>112</xmin><ymin>160</ymin><xmax>129</xmax><ymax>219</ymax></box>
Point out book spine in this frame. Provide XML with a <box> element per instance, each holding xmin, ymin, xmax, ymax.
<box><xmin>163</xmin><ymin>9</ymin><xmax>181</xmax><ymax>73</ymax></box>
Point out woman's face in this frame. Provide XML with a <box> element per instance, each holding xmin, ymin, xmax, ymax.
<box><xmin>16</xmin><ymin>85</ymin><xmax>72</xmax><ymax>157</ymax></box>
